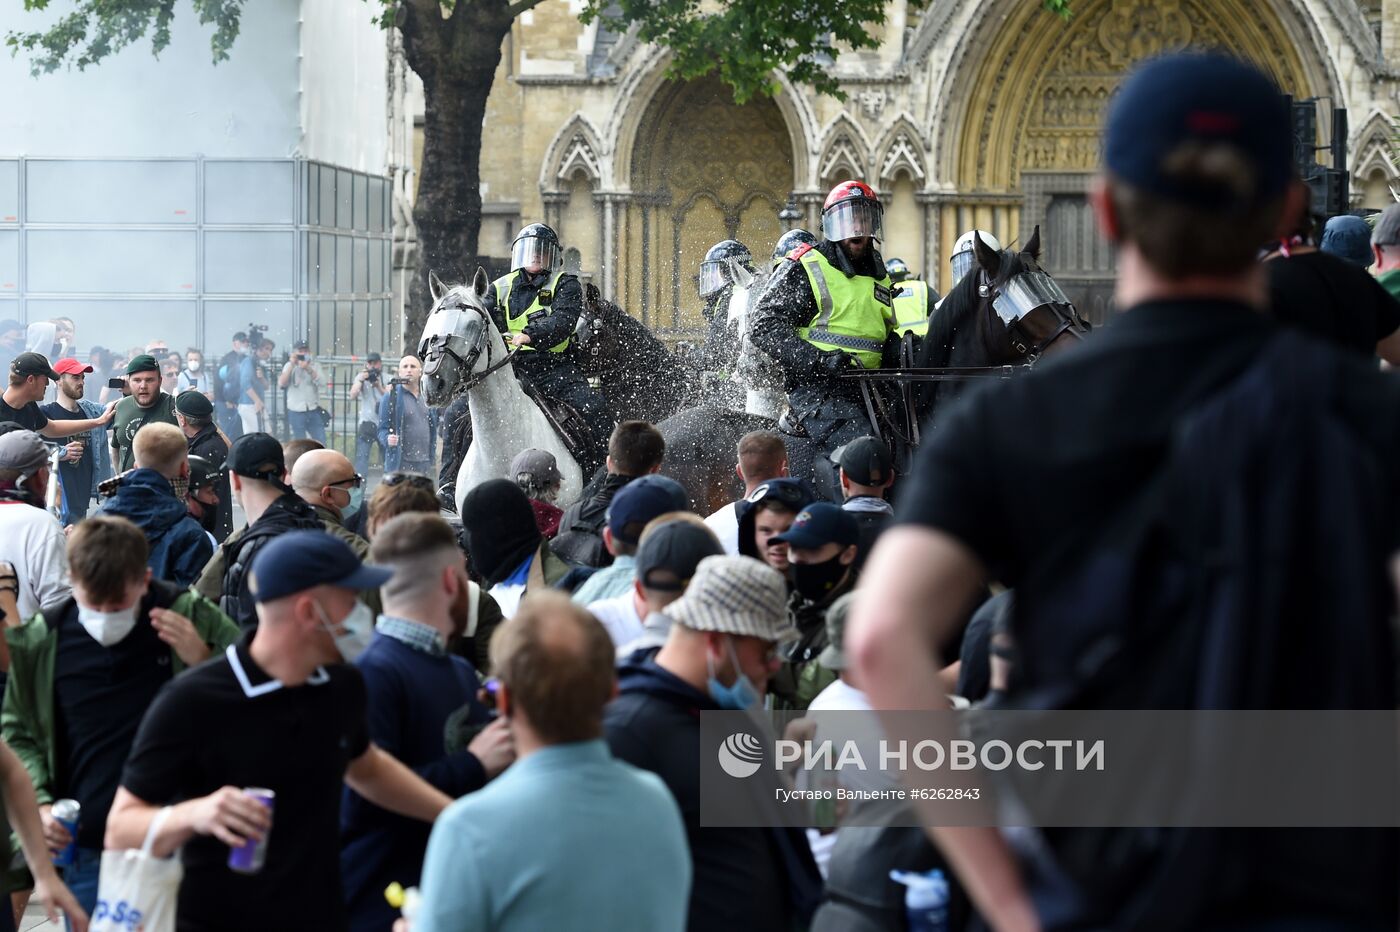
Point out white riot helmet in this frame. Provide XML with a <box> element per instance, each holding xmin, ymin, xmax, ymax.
<box><xmin>950</xmin><ymin>230</ymin><xmax>1002</xmax><ymax>285</ymax></box>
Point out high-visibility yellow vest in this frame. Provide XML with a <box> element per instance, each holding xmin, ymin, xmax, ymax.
<box><xmin>891</xmin><ymin>280</ymin><xmax>931</xmax><ymax>337</ymax></box>
<box><xmin>492</xmin><ymin>269</ymin><xmax>569</xmax><ymax>353</ymax></box>
<box><xmin>795</xmin><ymin>247</ymin><xmax>893</xmax><ymax>369</ymax></box>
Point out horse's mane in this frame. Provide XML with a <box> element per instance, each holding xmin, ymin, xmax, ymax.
<box><xmin>920</xmin><ymin>264</ymin><xmax>985</xmax><ymax>370</ymax></box>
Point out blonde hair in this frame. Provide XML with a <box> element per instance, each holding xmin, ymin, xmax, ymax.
<box><xmin>132</xmin><ymin>422</ymin><xmax>189</xmax><ymax>478</ymax></box>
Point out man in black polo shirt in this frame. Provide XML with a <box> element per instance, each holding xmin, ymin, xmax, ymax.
<box><xmin>0</xmin><ymin>352</ymin><xmax>114</xmax><ymax>439</ymax></box>
<box><xmin>850</xmin><ymin>54</ymin><xmax>1400</xmax><ymax>929</ymax></box>
<box><xmin>107</xmin><ymin>531</ymin><xmax>454</xmax><ymax>932</ymax></box>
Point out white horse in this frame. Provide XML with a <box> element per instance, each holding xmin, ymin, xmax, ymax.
<box><xmin>419</xmin><ymin>269</ymin><xmax>585</xmax><ymax>511</ymax></box>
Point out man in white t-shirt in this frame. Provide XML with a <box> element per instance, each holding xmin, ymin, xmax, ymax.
<box><xmin>590</xmin><ymin>518</ymin><xmax>722</xmax><ymax>657</ymax></box>
<box><xmin>0</xmin><ymin>430</ymin><xmax>71</xmax><ymax>622</ymax></box>
<box><xmin>704</xmin><ymin>429</ymin><xmax>787</xmax><ymax>554</ymax></box>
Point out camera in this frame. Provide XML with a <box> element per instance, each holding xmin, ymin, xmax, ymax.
<box><xmin>106</xmin><ymin>377</ymin><xmax>125</xmax><ymax>390</ymax></box>
<box><xmin>295</xmin><ymin>354</ymin><xmax>307</xmax><ymax>362</ymax></box>
<box><xmin>364</xmin><ymin>368</ymin><xmax>380</xmax><ymax>384</ymax></box>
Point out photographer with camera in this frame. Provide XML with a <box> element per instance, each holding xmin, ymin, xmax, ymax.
<box><xmin>350</xmin><ymin>352</ymin><xmax>387</xmax><ymax>475</ymax></box>
<box><xmin>279</xmin><ymin>340</ymin><xmax>326</xmax><ymax>445</ymax></box>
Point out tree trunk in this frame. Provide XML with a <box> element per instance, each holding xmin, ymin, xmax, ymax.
<box><xmin>400</xmin><ymin>3</ymin><xmax>513</xmax><ymax>354</ymax></box>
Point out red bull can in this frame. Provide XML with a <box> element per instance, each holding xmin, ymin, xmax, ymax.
<box><xmin>51</xmin><ymin>799</ymin><xmax>79</xmax><ymax>867</ymax></box>
<box><xmin>226</xmin><ymin>788</ymin><xmax>274</xmax><ymax>874</ymax></box>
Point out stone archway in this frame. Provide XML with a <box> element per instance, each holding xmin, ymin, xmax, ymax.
<box><xmin>622</xmin><ymin>74</ymin><xmax>795</xmax><ymax>334</ymax></box>
<box><xmin>934</xmin><ymin>0</ymin><xmax>1330</xmax><ymax>318</ymax></box>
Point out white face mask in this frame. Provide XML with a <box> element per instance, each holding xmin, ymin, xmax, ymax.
<box><xmin>77</xmin><ymin>604</ymin><xmax>139</xmax><ymax>647</ymax></box>
<box><xmin>187</xmin><ymin>360</ymin><xmax>201</xmax><ymax>372</ymax></box>
<box><xmin>315</xmin><ymin>600</ymin><xmax>374</xmax><ymax>664</ymax></box>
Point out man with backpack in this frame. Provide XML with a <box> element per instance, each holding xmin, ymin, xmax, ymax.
<box><xmin>849</xmin><ymin>54</ymin><xmax>1400</xmax><ymax>930</ymax></box>
<box><xmin>214</xmin><ymin>332</ymin><xmax>247</xmax><ymax>443</ymax></box>
<box><xmin>193</xmin><ymin>432</ymin><xmax>323</xmax><ymax>630</ymax></box>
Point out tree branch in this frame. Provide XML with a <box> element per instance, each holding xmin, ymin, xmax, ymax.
<box><xmin>504</xmin><ymin>0</ymin><xmax>547</xmax><ymax>20</ymax></box>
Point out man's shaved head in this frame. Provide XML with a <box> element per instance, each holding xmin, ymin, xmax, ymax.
<box><xmin>291</xmin><ymin>449</ymin><xmax>356</xmax><ymax>493</ymax></box>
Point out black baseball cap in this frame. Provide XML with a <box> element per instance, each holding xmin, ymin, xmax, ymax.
<box><xmin>226</xmin><ymin>432</ymin><xmax>290</xmax><ymax>488</ymax></box>
<box><xmin>831</xmin><ymin>435</ymin><xmax>893</xmax><ymax>485</ymax></box>
<box><xmin>249</xmin><ymin>531</ymin><xmax>392</xmax><ymax>603</ymax></box>
<box><xmin>635</xmin><ymin>520</ymin><xmax>724</xmax><ymax>592</ymax></box>
<box><xmin>367</xmin><ymin>352</ymin><xmax>382</xmax><ymax>363</ymax></box>
<box><xmin>11</xmin><ymin>352</ymin><xmax>60</xmax><ymax>380</ymax></box>
<box><xmin>773</xmin><ymin>502</ymin><xmax>859</xmax><ymax>550</ymax></box>
<box><xmin>1105</xmin><ymin>53</ymin><xmax>1291</xmax><ymax>209</ymax></box>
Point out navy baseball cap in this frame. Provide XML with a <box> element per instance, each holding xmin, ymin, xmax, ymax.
<box><xmin>606</xmin><ymin>474</ymin><xmax>689</xmax><ymax>544</ymax></box>
<box><xmin>635</xmin><ymin>520</ymin><xmax>724</xmax><ymax>591</ymax></box>
<box><xmin>1320</xmin><ymin>215</ymin><xmax>1374</xmax><ymax>268</ymax></box>
<box><xmin>249</xmin><ymin>531</ymin><xmax>392</xmax><ymax>603</ymax></box>
<box><xmin>1105</xmin><ymin>53</ymin><xmax>1291</xmax><ymax>208</ymax></box>
<box><xmin>773</xmin><ymin>502</ymin><xmax>859</xmax><ymax>550</ymax></box>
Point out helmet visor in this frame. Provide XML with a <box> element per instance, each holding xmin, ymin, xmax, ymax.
<box><xmin>991</xmin><ymin>271</ymin><xmax>1072</xmax><ymax>325</ymax></box>
<box><xmin>511</xmin><ymin>237</ymin><xmax>560</xmax><ymax>273</ymax></box>
<box><xmin>950</xmin><ymin>250</ymin><xmax>975</xmax><ymax>285</ymax></box>
<box><xmin>822</xmin><ymin>199</ymin><xmax>883</xmax><ymax>242</ymax></box>
<box><xmin>698</xmin><ymin>260</ymin><xmax>730</xmax><ymax>297</ymax></box>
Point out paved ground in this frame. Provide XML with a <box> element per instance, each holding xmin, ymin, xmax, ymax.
<box><xmin>20</xmin><ymin>904</ymin><xmax>61</xmax><ymax>930</ymax></box>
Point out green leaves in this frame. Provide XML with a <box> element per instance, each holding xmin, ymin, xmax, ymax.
<box><xmin>5</xmin><ymin>0</ymin><xmax>244</xmax><ymax>75</ymax></box>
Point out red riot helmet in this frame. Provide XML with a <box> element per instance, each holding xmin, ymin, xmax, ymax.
<box><xmin>822</xmin><ymin>180</ymin><xmax>883</xmax><ymax>243</ymax></box>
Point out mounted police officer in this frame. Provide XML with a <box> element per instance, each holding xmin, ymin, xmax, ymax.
<box><xmin>693</xmin><ymin>239</ymin><xmax>758</xmax><ymax>373</ymax></box>
<box><xmin>949</xmin><ymin>229</ymin><xmax>1001</xmax><ymax>288</ymax></box>
<box><xmin>750</xmin><ymin>180</ymin><xmax>896</xmax><ymax>489</ymax></box>
<box><xmin>482</xmin><ymin>222</ymin><xmax>611</xmax><ymax>471</ymax></box>
<box><xmin>885</xmin><ymin>257</ymin><xmax>940</xmax><ymax>340</ymax></box>
<box><xmin>770</xmin><ymin>229</ymin><xmax>818</xmax><ymax>271</ymax></box>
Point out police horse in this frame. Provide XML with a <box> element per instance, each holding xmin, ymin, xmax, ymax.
<box><xmin>576</xmin><ymin>227</ymin><xmax>1090</xmax><ymax>509</ymax></box>
<box><xmin>419</xmin><ymin>269</ymin><xmax>587</xmax><ymax>510</ymax></box>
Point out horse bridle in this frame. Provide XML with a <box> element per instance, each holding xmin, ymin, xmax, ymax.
<box><xmin>980</xmin><ymin>270</ymin><xmax>1089</xmax><ymax>361</ymax></box>
<box><xmin>423</xmin><ymin>302</ymin><xmax>522</xmax><ymax>394</ymax></box>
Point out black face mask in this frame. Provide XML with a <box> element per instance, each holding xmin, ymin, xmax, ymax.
<box><xmin>792</xmin><ymin>555</ymin><xmax>849</xmax><ymax>603</ymax></box>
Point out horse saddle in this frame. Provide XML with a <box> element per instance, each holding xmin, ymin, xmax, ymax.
<box><xmin>521</xmin><ymin>381</ymin><xmax>595</xmax><ymax>465</ymax></box>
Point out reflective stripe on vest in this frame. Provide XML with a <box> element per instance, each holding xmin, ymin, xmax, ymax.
<box><xmin>796</xmin><ymin>249</ymin><xmax>892</xmax><ymax>369</ymax></box>
<box><xmin>493</xmin><ymin>269</ymin><xmax>569</xmax><ymax>353</ymax></box>
<box><xmin>891</xmin><ymin>280</ymin><xmax>930</xmax><ymax>337</ymax></box>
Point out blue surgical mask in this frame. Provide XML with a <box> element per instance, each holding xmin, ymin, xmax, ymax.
<box><xmin>344</xmin><ymin>485</ymin><xmax>364</xmax><ymax>519</ymax></box>
<box><xmin>316</xmin><ymin>600</ymin><xmax>374</xmax><ymax>664</ymax></box>
<box><xmin>706</xmin><ymin>637</ymin><xmax>761</xmax><ymax>711</ymax></box>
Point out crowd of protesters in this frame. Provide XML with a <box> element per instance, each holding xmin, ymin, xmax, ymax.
<box><xmin>0</xmin><ymin>50</ymin><xmax>1393</xmax><ymax>932</ymax></box>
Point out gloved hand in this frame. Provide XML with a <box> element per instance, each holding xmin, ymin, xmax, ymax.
<box><xmin>819</xmin><ymin>350</ymin><xmax>856</xmax><ymax>377</ymax></box>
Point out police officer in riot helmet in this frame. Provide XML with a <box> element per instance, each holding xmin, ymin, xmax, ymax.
<box><xmin>482</xmin><ymin>222</ymin><xmax>612</xmax><ymax>471</ymax></box>
<box><xmin>750</xmin><ymin>180</ymin><xmax>897</xmax><ymax>489</ymax></box>
<box><xmin>771</xmin><ymin>229</ymin><xmax>818</xmax><ymax>270</ymax></box>
<box><xmin>950</xmin><ymin>229</ymin><xmax>1002</xmax><ymax>287</ymax></box>
<box><xmin>693</xmin><ymin>239</ymin><xmax>757</xmax><ymax>371</ymax></box>
<box><xmin>885</xmin><ymin>257</ymin><xmax>914</xmax><ymax>283</ymax></box>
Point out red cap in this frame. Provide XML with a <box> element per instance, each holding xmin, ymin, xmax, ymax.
<box><xmin>53</xmin><ymin>358</ymin><xmax>94</xmax><ymax>375</ymax></box>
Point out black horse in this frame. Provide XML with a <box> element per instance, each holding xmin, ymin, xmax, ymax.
<box><xmin>914</xmin><ymin>226</ymin><xmax>1089</xmax><ymax>426</ymax></box>
<box><xmin>576</xmin><ymin>284</ymin><xmax>699</xmax><ymax>424</ymax></box>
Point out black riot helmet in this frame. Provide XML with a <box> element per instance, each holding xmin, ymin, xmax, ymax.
<box><xmin>187</xmin><ymin>454</ymin><xmax>225</xmax><ymax>493</ymax></box>
<box><xmin>885</xmin><ymin>257</ymin><xmax>912</xmax><ymax>283</ymax></box>
<box><xmin>698</xmin><ymin>239</ymin><xmax>754</xmax><ymax>297</ymax></box>
<box><xmin>771</xmin><ymin>228</ymin><xmax>817</xmax><ymax>263</ymax></box>
<box><xmin>511</xmin><ymin>223</ymin><xmax>562</xmax><ymax>274</ymax></box>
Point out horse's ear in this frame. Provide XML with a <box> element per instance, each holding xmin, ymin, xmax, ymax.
<box><xmin>585</xmin><ymin>282</ymin><xmax>600</xmax><ymax>310</ymax></box>
<box><xmin>428</xmin><ymin>270</ymin><xmax>446</xmax><ymax>303</ymax></box>
<box><xmin>973</xmin><ymin>232</ymin><xmax>1002</xmax><ymax>277</ymax></box>
<box><xmin>1025</xmin><ymin>225</ymin><xmax>1042</xmax><ymax>261</ymax></box>
<box><xmin>472</xmin><ymin>266</ymin><xmax>490</xmax><ymax>298</ymax></box>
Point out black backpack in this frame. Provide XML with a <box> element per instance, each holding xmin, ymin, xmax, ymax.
<box><xmin>1006</xmin><ymin>333</ymin><xmax>1399</xmax><ymax>928</ymax></box>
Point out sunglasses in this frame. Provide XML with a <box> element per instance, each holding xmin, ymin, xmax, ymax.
<box><xmin>383</xmin><ymin>473</ymin><xmax>436</xmax><ymax>491</ymax></box>
<box><xmin>328</xmin><ymin>473</ymin><xmax>364</xmax><ymax>489</ymax></box>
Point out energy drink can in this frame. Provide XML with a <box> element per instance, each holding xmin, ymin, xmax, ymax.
<box><xmin>51</xmin><ymin>799</ymin><xmax>80</xmax><ymax>867</ymax></box>
<box><xmin>226</xmin><ymin>788</ymin><xmax>274</xmax><ymax>874</ymax></box>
